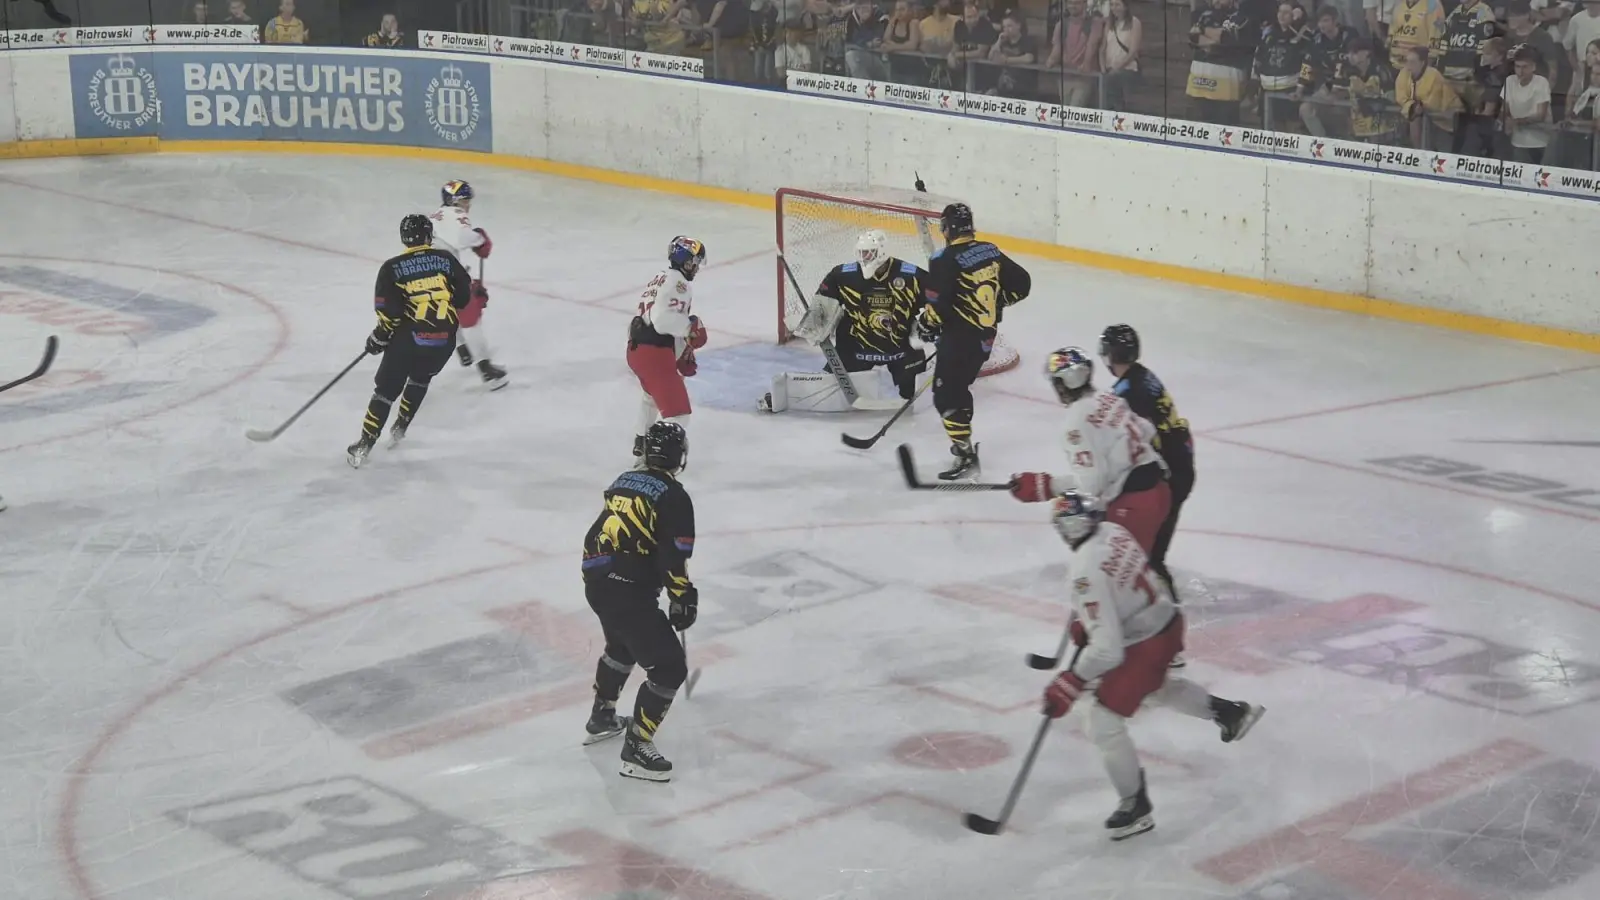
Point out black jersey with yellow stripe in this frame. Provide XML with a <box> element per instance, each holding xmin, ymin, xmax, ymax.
<box><xmin>373</xmin><ymin>246</ymin><xmax>473</xmax><ymax>347</ymax></box>
<box><xmin>1113</xmin><ymin>363</ymin><xmax>1194</xmax><ymax>474</ymax></box>
<box><xmin>924</xmin><ymin>236</ymin><xmax>1031</xmax><ymax>339</ymax></box>
<box><xmin>817</xmin><ymin>258</ymin><xmax>928</xmax><ymax>354</ymax></box>
<box><xmin>582</xmin><ymin>469</ymin><xmax>696</xmax><ymax>600</ymax></box>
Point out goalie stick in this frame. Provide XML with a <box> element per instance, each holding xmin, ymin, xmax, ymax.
<box><xmin>778</xmin><ymin>251</ymin><xmax>902</xmax><ymax>412</ymax></box>
<box><xmin>245</xmin><ymin>351</ymin><xmax>368</xmax><ymax>443</ymax></box>
<box><xmin>964</xmin><ymin>645</ymin><xmax>1084</xmax><ymax>835</ymax></box>
<box><xmin>0</xmin><ymin>335</ymin><xmax>58</xmax><ymax>394</ymax></box>
<box><xmin>840</xmin><ymin>358</ymin><xmax>935</xmax><ymax>449</ymax></box>
<box><xmin>896</xmin><ymin>444</ymin><xmax>1013</xmax><ymax>492</ymax></box>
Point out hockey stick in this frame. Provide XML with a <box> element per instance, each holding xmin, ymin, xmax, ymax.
<box><xmin>0</xmin><ymin>335</ymin><xmax>59</xmax><ymax>394</ymax></box>
<box><xmin>896</xmin><ymin>443</ymin><xmax>1013</xmax><ymax>492</ymax></box>
<box><xmin>840</xmin><ymin>357</ymin><xmax>936</xmax><ymax>450</ymax></box>
<box><xmin>1027</xmin><ymin>614</ymin><xmax>1076</xmax><ymax>669</ymax></box>
<box><xmin>964</xmin><ymin>646</ymin><xmax>1083</xmax><ymax>835</ymax></box>
<box><xmin>245</xmin><ymin>351</ymin><xmax>368</xmax><ymax>443</ymax></box>
<box><xmin>681</xmin><ymin>631</ymin><xmax>702</xmax><ymax>699</ymax></box>
<box><xmin>777</xmin><ymin>251</ymin><xmax>901</xmax><ymax>412</ymax></box>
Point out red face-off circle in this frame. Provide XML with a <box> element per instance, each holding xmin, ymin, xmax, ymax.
<box><xmin>890</xmin><ymin>731</ymin><xmax>1011</xmax><ymax>770</ymax></box>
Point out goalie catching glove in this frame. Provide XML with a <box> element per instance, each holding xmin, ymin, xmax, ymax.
<box><xmin>788</xmin><ymin>294</ymin><xmax>844</xmax><ymax>347</ymax></box>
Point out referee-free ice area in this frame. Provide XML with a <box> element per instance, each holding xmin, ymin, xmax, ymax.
<box><xmin>2</xmin><ymin>153</ymin><xmax>1599</xmax><ymax>900</ymax></box>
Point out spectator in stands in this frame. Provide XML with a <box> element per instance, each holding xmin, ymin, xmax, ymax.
<box><xmin>364</xmin><ymin>14</ymin><xmax>403</xmax><ymax>47</ymax></box>
<box><xmin>950</xmin><ymin>0</ymin><xmax>999</xmax><ymax>88</ymax></box>
<box><xmin>1296</xmin><ymin>6</ymin><xmax>1356</xmax><ymax>136</ymax></box>
<box><xmin>1550</xmin><ymin>40</ymin><xmax>1600</xmax><ymax>166</ymax></box>
<box><xmin>1046</xmin><ymin>0</ymin><xmax>1104</xmax><ymax>108</ymax></box>
<box><xmin>1257</xmin><ymin>2</ymin><xmax>1311</xmax><ymax>126</ymax></box>
<box><xmin>264</xmin><ymin>0</ymin><xmax>308</xmax><ymax>44</ymax></box>
<box><xmin>1396</xmin><ymin>44</ymin><xmax>1463</xmax><ymax>145</ymax></box>
<box><xmin>921</xmin><ymin>0</ymin><xmax>959</xmax><ymax>56</ymax></box>
<box><xmin>189</xmin><ymin>2</ymin><xmax>212</xmax><ymax>24</ymax></box>
<box><xmin>223</xmin><ymin>0</ymin><xmax>254</xmax><ymax>26</ymax></box>
<box><xmin>1457</xmin><ymin>35</ymin><xmax>1510</xmax><ymax>154</ymax></box>
<box><xmin>1566</xmin><ymin>0</ymin><xmax>1600</xmax><ymax>92</ymax></box>
<box><xmin>1507</xmin><ymin>2</ymin><xmax>1563</xmax><ymax>82</ymax></box>
<box><xmin>1098</xmin><ymin>0</ymin><xmax>1142</xmax><ymax>110</ymax></box>
<box><xmin>774</xmin><ymin>20</ymin><xmax>816</xmax><ymax>72</ymax></box>
<box><xmin>1188</xmin><ymin>0</ymin><xmax>1253</xmax><ymax>124</ymax></box>
<box><xmin>1439</xmin><ymin>0</ymin><xmax>1499</xmax><ymax>118</ymax></box>
<box><xmin>635</xmin><ymin>0</ymin><xmax>690</xmax><ymax>56</ymax></box>
<box><xmin>1336</xmin><ymin>37</ymin><xmax>1398</xmax><ymax>141</ymax></box>
<box><xmin>752</xmin><ymin>0</ymin><xmax>782</xmax><ymax>82</ymax></box>
<box><xmin>988</xmin><ymin>12</ymin><xmax>1039</xmax><ymax>96</ymax></box>
<box><xmin>1381</xmin><ymin>0</ymin><xmax>1443</xmax><ymax>71</ymax></box>
<box><xmin>1503</xmin><ymin>41</ymin><xmax>1555</xmax><ymax>159</ymax></box>
<box><xmin>564</xmin><ymin>0</ymin><xmax>627</xmax><ymax>46</ymax></box>
<box><xmin>700</xmin><ymin>0</ymin><xmax>754</xmax><ymax>82</ymax></box>
<box><xmin>883</xmin><ymin>0</ymin><xmax>923</xmax><ymax>51</ymax></box>
<box><xmin>843</xmin><ymin>0</ymin><xmax>888</xmax><ymax>79</ymax></box>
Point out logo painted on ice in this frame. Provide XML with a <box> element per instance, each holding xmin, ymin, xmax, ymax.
<box><xmin>424</xmin><ymin>64</ymin><xmax>481</xmax><ymax>144</ymax></box>
<box><xmin>86</xmin><ymin>54</ymin><xmax>159</xmax><ymax>132</ymax></box>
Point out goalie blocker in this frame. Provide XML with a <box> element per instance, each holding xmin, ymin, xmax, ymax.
<box><xmin>763</xmin><ymin>231</ymin><xmax>931</xmax><ymax>413</ymax></box>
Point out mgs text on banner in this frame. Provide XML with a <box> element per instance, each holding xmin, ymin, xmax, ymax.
<box><xmin>68</xmin><ymin>50</ymin><xmax>494</xmax><ymax>151</ymax></box>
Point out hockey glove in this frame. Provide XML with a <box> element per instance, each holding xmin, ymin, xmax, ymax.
<box><xmin>669</xmin><ymin>585</ymin><xmax>699</xmax><ymax>631</ymax></box>
<box><xmin>677</xmin><ymin>345</ymin><xmax>698</xmax><ymax>378</ymax></box>
<box><xmin>470</xmin><ymin>280</ymin><xmax>489</xmax><ymax>306</ymax></box>
<box><xmin>1008</xmin><ymin>472</ymin><xmax>1053</xmax><ymax>503</ymax></box>
<box><xmin>472</xmin><ymin>228</ymin><xmax>493</xmax><ymax>258</ymax></box>
<box><xmin>915</xmin><ymin>313</ymin><xmax>941</xmax><ymax>345</ymax></box>
<box><xmin>687</xmin><ymin>315</ymin><xmax>708</xmax><ymax>350</ymax></box>
<box><xmin>1043</xmin><ymin>670</ymin><xmax>1088</xmax><ymax>718</ymax></box>
<box><xmin>365</xmin><ymin>329</ymin><xmax>391</xmax><ymax>356</ymax></box>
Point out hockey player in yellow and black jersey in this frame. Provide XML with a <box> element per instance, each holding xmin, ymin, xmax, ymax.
<box><xmin>1100</xmin><ymin>324</ymin><xmax>1193</xmax><ymax>607</ymax></box>
<box><xmin>581</xmin><ymin>421</ymin><xmax>697</xmax><ymax>783</ymax></box>
<box><xmin>817</xmin><ymin>229</ymin><xmax>930</xmax><ymax>400</ymax></box>
<box><xmin>922</xmin><ymin>202</ymin><xmax>1031</xmax><ymax>480</ymax></box>
<box><xmin>348</xmin><ymin>214</ymin><xmax>474</xmax><ymax>468</ymax></box>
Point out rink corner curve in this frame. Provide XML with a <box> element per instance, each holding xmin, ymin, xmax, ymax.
<box><xmin>4</xmin><ymin>134</ymin><xmax>1598</xmax><ymax>357</ymax></box>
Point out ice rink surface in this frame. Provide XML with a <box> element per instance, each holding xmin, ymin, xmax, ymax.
<box><xmin>2</xmin><ymin>153</ymin><xmax>1599</xmax><ymax>900</ymax></box>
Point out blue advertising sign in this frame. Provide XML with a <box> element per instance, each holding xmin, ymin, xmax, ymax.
<box><xmin>70</xmin><ymin>50</ymin><xmax>493</xmax><ymax>152</ymax></box>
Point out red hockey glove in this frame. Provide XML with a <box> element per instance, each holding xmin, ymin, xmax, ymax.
<box><xmin>1009</xmin><ymin>472</ymin><xmax>1053</xmax><ymax>503</ymax></box>
<box><xmin>677</xmin><ymin>345</ymin><xmax>697</xmax><ymax>377</ymax></box>
<box><xmin>1070</xmin><ymin>619</ymin><xmax>1088</xmax><ymax>648</ymax></box>
<box><xmin>471</xmin><ymin>280</ymin><xmax>489</xmax><ymax>306</ymax></box>
<box><xmin>1043</xmin><ymin>670</ymin><xmax>1088</xmax><ymax>719</ymax></box>
<box><xmin>687</xmin><ymin>315</ymin><xmax>708</xmax><ymax>350</ymax></box>
<box><xmin>472</xmin><ymin>228</ymin><xmax>493</xmax><ymax>259</ymax></box>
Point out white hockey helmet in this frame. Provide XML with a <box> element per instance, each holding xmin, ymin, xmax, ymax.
<box><xmin>1045</xmin><ymin>347</ymin><xmax>1095</xmax><ymax>406</ymax></box>
<box><xmin>856</xmin><ymin>229</ymin><xmax>891</xmax><ymax>278</ymax></box>
<box><xmin>1050</xmin><ymin>491</ymin><xmax>1103</xmax><ymax>548</ymax></box>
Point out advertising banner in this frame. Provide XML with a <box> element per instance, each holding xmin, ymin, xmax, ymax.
<box><xmin>420</xmin><ymin>30</ymin><xmax>703</xmax><ymax>79</ymax></box>
<box><xmin>0</xmin><ymin>26</ymin><xmax>258</xmax><ymax>49</ymax></box>
<box><xmin>68</xmin><ymin>50</ymin><xmax>492</xmax><ymax>151</ymax></box>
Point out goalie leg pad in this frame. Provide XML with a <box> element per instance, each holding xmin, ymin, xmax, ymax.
<box><xmin>765</xmin><ymin>370</ymin><xmax>893</xmax><ymax>413</ymax></box>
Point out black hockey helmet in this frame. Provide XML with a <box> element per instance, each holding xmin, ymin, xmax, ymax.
<box><xmin>643</xmin><ymin>421</ymin><xmax>689</xmax><ymax>473</ymax></box>
<box><xmin>1099</xmin><ymin>324</ymin><xmax>1141</xmax><ymax>366</ymax></box>
<box><xmin>940</xmin><ymin>202</ymin><xmax>976</xmax><ymax>241</ymax></box>
<box><xmin>400</xmin><ymin>213</ymin><xmax>434</xmax><ymax>248</ymax></box>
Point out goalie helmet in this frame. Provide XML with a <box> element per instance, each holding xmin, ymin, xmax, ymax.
<box><xmin>642</xmin><ymin>421</ymin><xmax>689</xmax><ymax>474</ymax></box>
<box><xmin>1100</xmin><ymin>324</ymin><xmax>1140</xmax><ymax>366</ymax></box>
<box><xmin>1050</xmin><ymin>491</ymin><xmax>1104</xmax><ymax>548</ymax></box>
<box><xmin>855</xmin><ymin>229</ymin><xmax>891</xmax><ymax>278</ymax></box>
<box><xmin>1045</xmin><ymin>347</ymin><xmax>1095</xmax><ymax>406</ymax></box>
<box><xmin>441</xmin><ymin>179</ymin><xmax>474</xmax><ymax>208</ymax></box>
<box><xmin>399</xmin><ymin>213</ymin><xmax>434</xmax><ymax>248</ymax></box>
<box><xmin>669</xmin><ymin>236</ymin><xmax>707</xmax><ymax>281</ymax></box>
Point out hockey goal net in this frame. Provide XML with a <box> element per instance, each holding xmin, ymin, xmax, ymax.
<box><xmin>775</xmin><ymin>186</ymin><xmax>1020</xmax><ymax>377</ymax></box>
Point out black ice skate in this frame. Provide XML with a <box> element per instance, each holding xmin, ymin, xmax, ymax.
<box><xmin>583</xmin><ymin>698</ymin><xmax>628</xmax><ymax>746</ymax></box>
<box><xmin>938</xmin><ymin>442</ymin><xmax>980</xmax><ymax>481</ymax></box>
<box><xmin>456</xmin><ymin>343</ymin><xmax>474</xmax><ymax>368</ymax></box>
<box><xmin>477</xmin><ymin>360</ymin><xmax>508</xmax><ymax>391</ymax></box>
<box><xmin>1211</xmin><ymin>697</ymin><xmax>1265</xmax><ymax>744</ymax></box>
<box><xmin>346</xmin><ymin>436</ymin><xmax>376</xmax><ymax>469</ymax></box>
<box><xmin>1105</xmin><ymin>773</ymin><xmax>1155</xmax><ymax>841</ymax></box>
<box><xmin>619</xmin><ymin>730</ymin><xmax>673</xmax><ymax>782</ymax></box>
<box><xmin>388</xmin><ymin>420</ymin><xmax>410</xmax><ymax>449</ymax></box>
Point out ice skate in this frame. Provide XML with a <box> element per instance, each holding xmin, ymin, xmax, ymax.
<box><xmin>583</xmin><ymin>698</ymin><xmax>628</xmax><ymax>746</ymax></box>
<box><xmin>1211</xmin><ymin>698</ymin><xmax>1264</xmax><ymax>744</ymax></box>
<box><xmin>938</xmin><ymin>442</ymin><xmax>980</xmax><ymax>481</ymax></box>
<box><xmin>388</xmin><ymin>420</ymin><xmax>409</xmax><ymax>449</ymax></box>
<box><xmin>477</xmin><ymin>360</ymin><xmax>508</xmax><ymax>391</ymax></box>
<box><xmin>619</xmin><ymin>730</ymin><xmax>673</xmax><ymax>782</ymax></box>
<box><xmin>757</xmin><ymin>392</ymin><xmax>775</xmax><ymax>413</ymax></box>
<box><xmin>456</xmin><ymin>343</ymin><xmax>474</xmax><ymax>368</ymax></box>
<box><xmin>1105</xmin><ymin>774</ymin><xmax>1155</xmax><ymax>841</ymax></box>
<box><xmin>346</xmin><ymin>436</ymin><xmax>375</xmax><ymax>469</ymax></box>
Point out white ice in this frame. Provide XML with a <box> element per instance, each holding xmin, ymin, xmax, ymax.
<box><xmin>2</xmin><ymin>154</ymin><xmax>1599</xmax><ymax>900</ymax></box>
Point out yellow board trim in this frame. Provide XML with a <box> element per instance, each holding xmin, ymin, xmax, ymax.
<box><xmin>3</xmin><ymin>136</ymin><xmax>1596</xmax><ymax>353</ymax></box>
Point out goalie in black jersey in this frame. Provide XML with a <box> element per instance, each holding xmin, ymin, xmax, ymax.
<box><xmin>922</xmin><ymin>203</ymin><xmax>1031</xmax><ymax>480</ymax></box>
<box><xmin>761</xmin><ymin>230</ymin><xmax>932</xmax><ymax>413</ymax></box>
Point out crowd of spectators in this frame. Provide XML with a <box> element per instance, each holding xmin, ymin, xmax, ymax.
<box><xmin>175</xmin><ymin>1</ymin><xmax>407</xmax><ymax>48</ymax></box>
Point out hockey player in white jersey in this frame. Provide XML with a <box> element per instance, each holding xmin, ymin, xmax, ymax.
<box><xmin>1008</xmin><ymin>347</ymin><xmax>1171</xmax><ymax>554</ymax></box>
<box><xmin>626</xmin><ymin>236</ymin><xmax>708</xmax><ymax>463</ymax></box>
<box><xmin>1041</xmin><ymin>491</ymin><xmax>1264</xmax><ymax>841</ymax></box>
<box><xmin>429</xmin><ymin>180</ymin><xmax>507</xmax><ymax>390</ymax></box>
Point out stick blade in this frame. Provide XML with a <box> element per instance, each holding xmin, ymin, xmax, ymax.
<box><xmin>841</xmin><ymin>432</ymin><xmax>876</xmax><ymax>450</ymax></box>
<box><xmin>244</xmin><ymin>428</ymin><xmax>278</xmax><ymax>443</ymax></box>
<box><xmin>40</xmin><ymin>335</ymin><xmax>59</xmax><ymax>370</ymax></box>
<box><xmin>963</xmin><ymin>813</ymin><xmax>1004</xmax><ymax>835</ymax></box>
<box><xmin>1025</xmin><ymin>654</ymin><xmax>1060</xmax><ymax>670</ymax></box>
<box><xmin>895</xmin><ymin>443</ymin><xmax>922</xmax><ymax>488</ymax></box>
<box><xmin>684</xmin><ymin>668</ymin><xmax>702</xmax><ymax>698</ymax></box>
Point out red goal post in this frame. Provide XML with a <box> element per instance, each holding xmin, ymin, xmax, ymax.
<box><xmin>775</xmin><ymin>186</ymin><xmax>1020</xmax><ymax>377</ymax></box>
